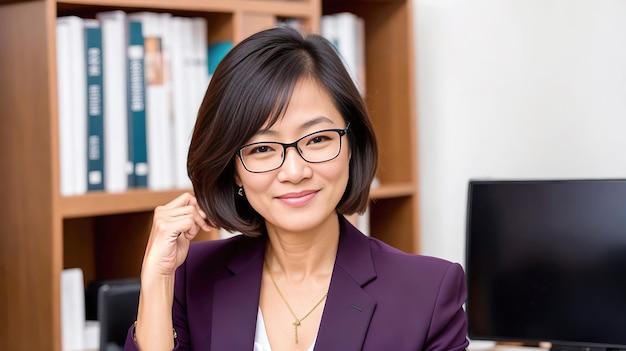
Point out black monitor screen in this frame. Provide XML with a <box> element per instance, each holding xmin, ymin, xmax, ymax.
<box><xmin>466</xmin><ymin>179</ymin><xmax>626</xmax><ymax>349</ymax></box>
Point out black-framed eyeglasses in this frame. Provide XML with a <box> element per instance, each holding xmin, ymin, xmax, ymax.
<box><xmin>236</xmin><ymin>123</ymin><xmax>350</xmax><ymax>173</ymax></box>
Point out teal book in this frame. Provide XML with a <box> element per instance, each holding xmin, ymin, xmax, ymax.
<box><xmin>126</xmin><ymin>20</ymin><xmax>148</xmax><ymax>187</ymax></box>
<box><xmin>84</xmin><ymin>20</ymin><xmax>105</xmax><ymax>191</ymax></box>
<box><xmin>208</xmin><ymin>41</ymin><xmax>233</xmax><ymax>76</ymax></box>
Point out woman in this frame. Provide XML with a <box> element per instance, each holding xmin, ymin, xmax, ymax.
<box><xmin>125</xmin><ymin>26</ymin><xmax>469</xmax><ymax>351</ymax></box>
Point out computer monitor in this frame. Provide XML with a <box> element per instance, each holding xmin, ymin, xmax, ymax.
<box><xmin>465</xmin><ymin>179</ymin><xmax>626</xmax><ymax>351</ymax></box>
<box><xmin>97</xmin><ymin>279</ymin><xmax>141</xmax><ymax>351</ymax></box>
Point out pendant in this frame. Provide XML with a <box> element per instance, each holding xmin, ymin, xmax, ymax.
<box><xmin>293</xmin><ymin>319</ymin><xmax>301</xmax><ymax>344</ymax></box>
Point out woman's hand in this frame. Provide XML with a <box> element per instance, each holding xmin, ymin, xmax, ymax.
<box><xmin>135</xmin><ymin>193</ymin><xmax>210</xmax><ymax>350</ymax></box>
<box><xmin>141</xmin><ymin>192</ymin><xmax>213</xmax><ymax>278</ymax></box>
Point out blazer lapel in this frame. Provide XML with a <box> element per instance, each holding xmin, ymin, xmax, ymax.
<box><xmin>211</xmin><ymin>236</ymin><xmax>266</xmax><ymax>350</ymax></box>
<box><xmin>314</xmin><ymin>218</ymin><xmax>377</xmax><ymax>351</ymax></box>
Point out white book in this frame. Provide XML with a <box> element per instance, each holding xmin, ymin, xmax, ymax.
<box><xmin>61</xmin><ymin>268</ymin><xmax>85</xmax><ymax>351</ymax></box>
<box><xmin>97</xmin><ymin>10</ymin><xmax>130</xmax><ymax>192</ymax></box>
<box><xmin>345</xmin><ymin>208</ymin><xmax>370</xmax><ymax>236</ymax></box>
<box><xmin>322</xmin><ymin>13</ymin><xmax>365</xmax><ymax>96</ymax></box>
<box><xmin>84</xmin><ymin>320</ymin><xmax>100</xmax><ymax>350</ymax></box>
<box><xmin>56</xmin><ymin>19</ymin><xmax>75</xmax><ymax>196</ymax></box>
<box><xmin>321</xmin><ymin>14</ymin><xmax>338</xmax><ymax>49</ymax></box>
<box><xmin>278</xmin><ymin>17</ymin><xmax>302</xmax><ymax>32</ymax></box>
<box><xmin>355</xmin><ymin>16</ymin><xmax>366</xmax><ymax>95</ymax></box>
<box><xmin>334</xmin><ymin>12</ymin><xmax>362</xmax><ymax>95</ymax></box>
<box><xmin>159</xmin><ymin>13</ymin><xmax>176</xmax><ymax>187</ymax></box>
<box><xmin>170</xmin><ymin>17</ymin><xmax>194</xmax><ymax>189</ymax></box>
<box><xmin>129</xmin><ymin>11</ymin><xmax>174</xmax><ymax>190</ymax></box>
<box><xmin>66</xmin><ymin>16</ymin><xmax>88</xmax><ymax>195</ymax></box>
<box><xmin>358</xmin><ymin>206</ymin><xmax>370</xmax><ymax>236</ymax></box>
<box><xmin>191</xmin><ymin>17</ymin><xmax>209</xmax><ymax>109</ymax></box>
<box><xmin>180</xmin><ymin>17</ymin><xmax>196</xmax><ymax>189</ymax></box>
<box><xmin>56</xmin><ymin>16</ymin><xmax>88</xmax><ymax>196</ymax></box>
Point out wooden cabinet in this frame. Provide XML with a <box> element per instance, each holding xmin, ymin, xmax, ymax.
<box><xmin>0</xmin><ymin>0</ymin><xmax>417</xmax><ymax>349</ymax></box>
<box><xmin>327</xmin><ymin>1</ymin><xmax>419</xmax><ymax>252</ymax></box>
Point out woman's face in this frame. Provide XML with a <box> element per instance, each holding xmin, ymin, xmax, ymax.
<box><xmin>235</xmin><ymin>77</ymin><xmax>350</xmax><ymax>235</ymax></box>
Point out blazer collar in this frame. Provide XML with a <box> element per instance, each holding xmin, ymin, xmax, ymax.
<box><xmin>314</xmin><ymin>216</ymin><xmax>377</xmax><ymax>351</ymax></box>
<box><xmin>210</xmin><ymin>216</ymin><xmax>377</xmax><ymax>350</ymax></box>
<box><xmin>334</xmin><ymin>216</ymin><xmax>377</xmax><ymax>286</ymax></box>
<box><xmin>211</xmin><ymin>235</ymin><xmax>266</xmax><ymax>350</ymax></box>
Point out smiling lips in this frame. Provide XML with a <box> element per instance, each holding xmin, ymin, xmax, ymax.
<box><xmin>277</xmin><ymin>190</ymin><xmax>319</xmax><ymax>207</ymax></box>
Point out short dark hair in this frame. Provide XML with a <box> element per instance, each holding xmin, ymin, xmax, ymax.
<box><xmin>187</xmin><ymin>26</ymin><xmax>378</xmax><ymax>236</ymax></box>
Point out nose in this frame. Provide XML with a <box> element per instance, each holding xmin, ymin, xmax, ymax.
<box><xmin>277</xmin><ymin>146</ymin><xmax>312</xmax><ymax>182</ymax></box>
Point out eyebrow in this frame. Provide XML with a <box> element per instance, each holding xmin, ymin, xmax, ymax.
<box><xmin>255</xmin><ymin>116</ymin><xmax>336</xmax><ymax>137</ymax></box>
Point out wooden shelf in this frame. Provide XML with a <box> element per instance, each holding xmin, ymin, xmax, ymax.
<box><xmin>57</xmin><ymin>183</ymin><xmax>415</xmax><ymax>218</ymax></box>
<box><xmin>0</xmin><ymin>0</ymin><xmax>417</xmax><ymax>349</ymax></box>
<box><xmin>57</xmin><ymin>0</ymin><xmax>318</xmax><ymax>17</ymax></box>
<box><xmin>58</xmin><ymin>189</ymin><xmax>190</xmax><ymax>217</ymax></box>
<box><xmin>370</xmin><ymin>182</ymin><xmax>416</xmax><ymax>199</ymax></box>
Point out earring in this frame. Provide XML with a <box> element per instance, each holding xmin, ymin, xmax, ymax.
<box><xmin>237</xmin><ymin>187</ymin><xmax>244</xmax><ymax>197</ymax></box>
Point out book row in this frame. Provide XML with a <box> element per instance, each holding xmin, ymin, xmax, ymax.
<box><xmin>56</xmin><ymin>11</ymin><xmax>364</xmax><ymax>196</ymax></box>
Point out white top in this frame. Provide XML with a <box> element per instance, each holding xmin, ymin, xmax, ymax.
<box><xmin>254</xmin><ymin>308</ymin><xmax>316</xmax><ymax>351</ymax></box>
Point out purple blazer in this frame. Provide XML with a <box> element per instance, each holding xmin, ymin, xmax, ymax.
<box><xmin>125</xmin><ymin>217</ymin><xmax>469</xmax><ymax>350</ymax></box>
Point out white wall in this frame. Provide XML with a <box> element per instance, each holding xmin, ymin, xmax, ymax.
<box><xmin>414</xmin><ymin>0</ymin><xmax>626</xmax><ymax>265</ymax></box>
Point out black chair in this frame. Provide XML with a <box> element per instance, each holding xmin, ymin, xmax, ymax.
<box><xmin>97</xmin><ymin>279</ymin><xmax>141</xmax><ymax>351</ymax></box>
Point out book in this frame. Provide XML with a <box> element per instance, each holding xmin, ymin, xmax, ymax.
<box><xmin>61</xmin><ymin>268</ymin><xmax>86</xmax><ymax>351</ymax></box>
<box><xmin>355</xmin><ymin>15</ymin><xmax>366</xmax><ymax>95</ymax></box>
<box><xmin>170</xmin><ymin>16</ymin><xmax>209</xmax><ymax>189</ymax></box>
<box><xmin>56</xmin><ymin>18</ymin><xmax>75</xmax><ymax>196</ymax></box>
<box><xmin>126</xmin><ymin>20</ymin><xmax>148</xmax><ymax>188</ymax></box>
<box><xmin>84</xmin><ymin>320</ymin><xmax>100</xmax><ymax>350</ymax></box>
<box><xmin>277</xmin><ymin>17</ymin><xmax>303</xmax><ymax>32</ymax></box>
<box><xmin>128</xmin><ymin>11</ymin><xmax>174</xmax><ymax>190</ymax></box>
<box><xmin>159</xmin><ymin>12</ymin><xmax>177</xmax><ymax>188</ymax></box>
<box><xmin>207</xmin><ymin>41</ymin><xmax>233</xmax><ymax>78</ymax></box>
<box><xmin>345</xmin><ymin>208</ymin><xmax>370</xmax><ymax>236</ymax></box>
<box><xmin>334</xmin><ymin>12</ymin><xmax>360</xmax><ymax>94</ymax></box>
<box><xmin>170</xmin><ymin>16</ymin><xmax>195</xmax><ymax>189</ymax></box>
<box><xmin>321</xmin><ymin>12</ymin><xmax>366</xmax><ymax>96</ymax></box>
<box><xmin>191</xmin><ymin>17</ymin><xmax>209</xmax><ymax>109</ymax></box>
<box><xmin>97</xmin><ymin>10</ymin><xmax>130</xmax><ymax>192</ymax></box>
<box><xmin>84</xmin><ymin>19</ymin><xmax>105</xmax><ymax>192</ymax></box>
<box><xmin>56</xmin><ymin>16</ymin><xmax>88</xmax><ymax>196</ymax></box>
<box><xmin>321</xmin><ymin>14</ymin><xmax>338</xmax><ymax>47</ymax></box>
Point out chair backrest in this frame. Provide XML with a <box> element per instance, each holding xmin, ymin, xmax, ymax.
<box><xmin>97</xmin><ymin>279</ymin><xmax>141</xmax><ymax>350</ymax></box>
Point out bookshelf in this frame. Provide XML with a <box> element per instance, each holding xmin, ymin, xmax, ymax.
<box><xmin>0</xmin><ymin>0</ymin><xmax>417</xmax><ymax>350</ymax></box>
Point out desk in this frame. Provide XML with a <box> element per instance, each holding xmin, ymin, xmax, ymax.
<box><xmin>469</xmin><ymin>340</ymin><xmax>551</xmax><ymax>351</ymax></box>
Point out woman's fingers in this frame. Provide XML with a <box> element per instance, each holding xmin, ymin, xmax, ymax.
<box><xmin>162</xmin><ymin>192</ymin><xmax>196</xmax><ymax>209</ymax></box>
<box><xmin>158</xmin><ymin>193</ymin><xmax>212</xmax><ymax>233</ymax></box>
<box><xmin>142</xmin><ymin>193</ymin><xmax>214</xmax><ymax>276</ymax></box>
<box><xmin>154</xmin><ymin>208</ymin><xmax>211</xmax><ymax>237</ymax></box>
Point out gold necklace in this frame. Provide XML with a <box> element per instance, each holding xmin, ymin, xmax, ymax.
<box><xmin>266</xmin><ymin>264</ymin><xmax>328</xmax><ymax>344</ymax></box>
